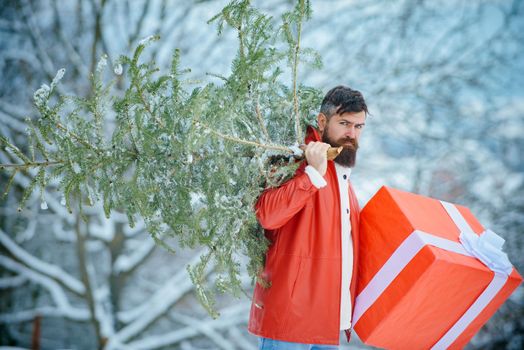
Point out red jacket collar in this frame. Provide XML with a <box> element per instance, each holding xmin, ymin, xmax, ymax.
<box><xmin>305</xmin><ymin>125</ymin><xmax>321</xmax><ymax>144</ymax></box>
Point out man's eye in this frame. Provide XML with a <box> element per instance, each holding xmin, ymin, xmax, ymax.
<box><xmin>356</xmin><ymin>125</ymin><xmax>363</xmax><ymax>129</ymax></box>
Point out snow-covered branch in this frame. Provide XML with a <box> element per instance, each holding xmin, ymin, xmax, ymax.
<box><xmin>50</xmin><ymin>0</ymin><xmax>90</xmax><ymax>78</ymax></box>
<box><xmin>20</xmin><ymin>0</ymin><xmax>67</xmax><ymax>93</ymax></box>
<box><xmin>0</xmin><ymin>109</ymin><xmax>28</xmax><ymax>134</ymax></box>
<box><xmin>0</xmin><ymin>228</ymin><xmax>85</xmax><ymax>296</ymax></box>
<box><xmin>114</xmin><ymin>250</ymin><xmax>209</xmax><ymax>334</ymax></box>
<box><xmin>0</xmin><ymin>255</ymin><xmax>89</xmax><ymax>322</ymax></box>
<box><xmin>74</xmin><ymin>214</ymin><xmax>106</xmax><ymax>347</ymax></box>
<box><xmin>167</xmin><ymin>312</ymin><xmax>238</xmax><ymax>350</ymax></box>
<box><xmin>0</xmin><ymin>274</ymin><xmax>28</xmax><ymax>289</ymax></box>
<box><xmin>123</xmin><ymin>303</ymin><xmax>251</xmax><ymax>350</ymax></box>
<box><xmin>0</xmin><ymin>306</ymin><xmax>90</xmax><ymax>324</ymax></box>
<box><xmin>112</xmin><ymin>237</ymin><xmax>155</xmax><ymax>275</ymax></box>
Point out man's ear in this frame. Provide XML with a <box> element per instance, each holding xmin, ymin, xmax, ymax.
<box><xmin>317</xmin><ymin>113</ymin><xmax>327</xmax><ymax>133</ymax></box>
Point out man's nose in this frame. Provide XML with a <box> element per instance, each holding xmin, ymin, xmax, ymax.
<box><xmin>345</xmin><ymin>127</ymin><xmax>356</xmax><ymax>138</ymax></box>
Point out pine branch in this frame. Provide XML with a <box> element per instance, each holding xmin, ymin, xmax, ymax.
<box><xmin>131</xmin><ymin>76</ymin><xmax>165</xmax><ymax>128</ymax></box>
<box><xmin>292</xmin><ymin>0</ymin><xmax>306</xmax><ymax>143</ymax></box>
<box><xmin>195</xmin><ymin>121</ymin><xmax>292</xmax><ymax>154</ymax></box>
<box><xmin>56</xmin><ymin>119</ymin><xmax>103</xmax><ymax>156</ymax></box>
<box><xmin>255</xmin><ymin>98</ymin><xmax>270</xmax><ymax>140</ymax></box>
<box><xmin>0</xmin><ymin>160</ymin><xmax>64</xmax><ymax>170</ymax></box>
<box><xmin>1</xmin><ymin>168</ymin><xmax>18</xmax><ymax>199</ymax></box>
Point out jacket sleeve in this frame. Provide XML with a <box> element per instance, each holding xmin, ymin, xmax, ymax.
<box><xmin>255</xmin><ymin>165</ymin><xmax>327</xmax><ymax>230</ymax></box>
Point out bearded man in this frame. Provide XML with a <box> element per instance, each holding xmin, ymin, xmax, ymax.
<box><xmin>248</xmin><ymin>85</ymin><xmax>368</xmax><ymax>350</ymax></box>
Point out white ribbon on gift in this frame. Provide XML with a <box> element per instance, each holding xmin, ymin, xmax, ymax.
<box><xmin>444</xmin><ymin>201</ymin><xmax>513</xmax><ymax>276</ymax></box>
<box><xmin>353</xmin><ymin>200</ymin><xmax>513</xmax><ymax>350</ymax></box>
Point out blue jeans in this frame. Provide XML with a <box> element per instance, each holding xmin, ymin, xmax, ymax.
<box><xmin>258</xmin><ymin>337</ymin><xmax>339</xmax><ymax>350</ymax></box>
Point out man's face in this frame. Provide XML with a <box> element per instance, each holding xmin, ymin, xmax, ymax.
<box><xmin>319</xmin><ymin>111</ymin><xmax>366</xmax><ymax>167</ymax></box>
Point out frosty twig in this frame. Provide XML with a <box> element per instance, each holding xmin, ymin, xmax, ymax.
<box><xmin>292</xmin><ymin>0</ymin><xmax>306</xmax><ymax>144</ymax></box>
<box><xmin>195</xmin><ymin>121</ymin><xmax>291</xmax><ymax>154</ymax></box>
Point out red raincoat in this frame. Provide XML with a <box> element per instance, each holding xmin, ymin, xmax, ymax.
<box><xmin>248</xmin><ymin>126</ymin><xmax>361</xmax><ymax>345</ymax></box>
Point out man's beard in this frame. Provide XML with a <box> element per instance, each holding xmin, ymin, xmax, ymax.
<box><xmin>322</xmin><ymin>126</ymin><xmax>359</xmax><ymax>168</ymax></box>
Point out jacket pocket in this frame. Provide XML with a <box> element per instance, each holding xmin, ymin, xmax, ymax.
<box><xmin>282</xmin><ymin>256</ymin><xmax>304</xmax><ymax>334</ymax></box>
<box><xmin>289</xmin><ymin>257</ymin><xmax>303</xmax><ymax>300</ymax></box>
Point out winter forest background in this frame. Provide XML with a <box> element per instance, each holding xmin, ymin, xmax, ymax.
<box><xmin>1</xmin><ymin>0</ymin><xmax>523</xmax><ymax>349</ymax></box>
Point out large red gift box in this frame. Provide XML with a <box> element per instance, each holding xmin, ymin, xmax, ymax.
<box><xmin>353</xmin><ymin>186</ymin><xmax>522</xmax><ymax>350</ymax></box>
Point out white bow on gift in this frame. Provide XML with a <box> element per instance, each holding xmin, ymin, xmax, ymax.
<box><xmin>441</xmin><ymin>200</ymin><xmax>513</xmax><ymax>275</ymax></box>
<box><xmin>459</xmin><ymin>229</ymin><xmax>513</xmax><ymax>275</ymax></box>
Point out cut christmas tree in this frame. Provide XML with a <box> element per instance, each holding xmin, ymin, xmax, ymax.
<box><xmin>0</xmin><ymin>0</ymin><xmax>326</xmax><ymax>317</ymax></box>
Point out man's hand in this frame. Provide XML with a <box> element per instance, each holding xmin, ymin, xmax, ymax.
<box><xmin>305</xmin><ymin>141</ymin><xmax>331</xmax><ymax>176</ymax></box>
